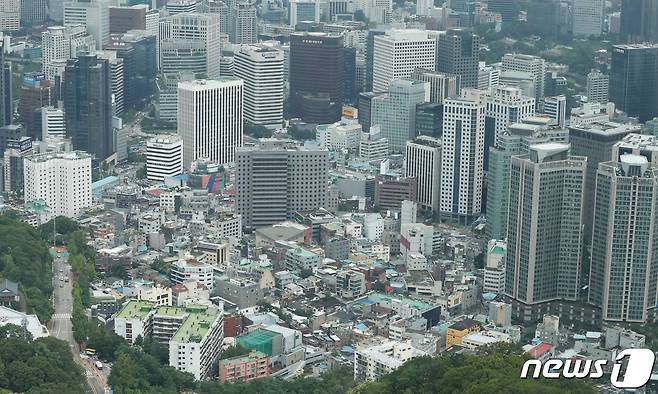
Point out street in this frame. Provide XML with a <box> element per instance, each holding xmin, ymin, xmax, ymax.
<box><xmin>50</xmin><ymin>255</ymin><xmax>107</xmax><ymax>394</ymax></box>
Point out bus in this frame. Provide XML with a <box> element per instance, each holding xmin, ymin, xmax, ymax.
<box><xmin>85</xmin><ymin>348</ymin><xmax>96</xmax><ymax>356</ymax></box>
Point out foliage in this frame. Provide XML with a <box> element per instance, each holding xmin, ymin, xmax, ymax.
<box><xmin>86</xmin><ymin>323</ymin><xmax>128</xmax><ymax>362</ymax></box>
<box><xmin>135</xmin><ymin>165</ymin><xmax>147</xmax><ymax>180</ymax></box>
<box><xmin>629</xmin><ymin>322</ymin><xmax>658</xmax><ymax>352</ymax></box>
<box><xmin>351</xmin><ymin>345</ymin><xmax>595</xmax><ymax>394</ymax></box>
<box><xmin>39</xmin><ymin>216</ymin><xmax>79</xmax><ymax>243</ymax></box>
<box><xmin>0</xmin><ymin>325</ymin><xmax>85</xmax><ymax>393</ymax></box>
<box><xmin>0</xmin><ymin>215</ymin><xmax>54</xmax><ymax>321</ymax></box>
<box><xmin>219</xmin><ymin>344</ymin><xmax>251</xmax><ymax>360</ymax></box>
<box><xmin>245</xmin><ymin>121</ymin><xmax>274</xmax><ymax>138</ymax></box>
<box><xmin>289</xmin><ymin>124</ymin><xmax>316</xmax><ymax>141</ymax></box>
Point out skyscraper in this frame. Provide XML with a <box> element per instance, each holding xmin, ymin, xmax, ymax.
<box><xmin>542</xmin><ymin>95</ymin><xmax>567</xmax><ymax>129</ymax></box>
<box><xmin>177</xmin><ymin>78</ymin><xmax>243</xmax><ymax>168</ymax></box>
<box><xmin>371</xmin><ymin>79</ymin><xmax>426</xmax><ymax>152</ymax></box>
<box><xmin>501</xmin><ymin>53</ymin><xmax>546</xmax><ymax>110</ymax></box>
<box><xmin>586</xmin><ymin>69</ymin><xmax>609</xmax><ymax>104</ymax></box>
<box><xmin>233</xmin><ymin>44</ymin><xmax>284</xmax><ymax>128</ymax></box>
<box><xmin>486</xmin><ymin>117</ymin><xmax>569</xmax><ymax>240</ymax></box>
<box><xmin>405</xmin><ymin>136</ymin><xmax>441</xmax><ymax>212</ymax></box>
<box><xmin>411</xmin><ymin>68</ymin><xmax>460</xmax><ymax>105</ymax></box>
<box><xmin>372</xmin><ymin>29</ymin><xmax>436</xmax><ymax>93</ymax></box>
<box><xmin>440</xmin><ymin>89</ymin><xmax>486</xmax><ymax>223</ymax></box>
<box><xmin>485</xmin><ymin>86</ymin><xmax>535</xmax><ymax>144</ymax></box>
<box><xmin>289</xmin><ymin>0</ymin><xmax>320</xmax><ymax>26</ymax></box>
<box><xmin>0</xmin><ymin>0</ymin><xmax>20</xmax><ymax>31</ymax></box>
<box><xmin>487</xmin><ymin>0</ymin><xmax>517</xmax><ymax>22</ymax></box>
<box><xmin>146</xmin><ymin>136</ymin><xmax>183</xmax><ymax>182</ymax></box>
<box><xmin>289</xmin><ymin>32</ymin><xmax>344</xmax><ymax>124</ymax></box>
<box><xmin>160</xmin><ymin>13</ymin><xmax>221</xmax><ymax>79</ymax></box>
<box><xmin>569</xmin><ymin>122</ymin><xmax>640</xmax><ymax>241</ymax></box>
<box><xmin>41</xmin><ymin>25</ymin><xmax>96</xmax><ymax>82</ymax></box>
<box><xmin>19</xmin><ymin>73</ymin><xmax>53</xmax><ymax>140</ymax></box>
<box><xmin>231</xmin><ymin>2</ymin><xmax>257</xmax><ymax>44</ymax></box>
<box><xmin>0</xmin><ymin>41</ymin><xmax>11</xmax><ymax>127</ymax></box>
<box><xmin>589</xmin><ymin>133</ymin><xmax>658</xmax><ymax>323</ymax></box>
<box><xmin>63</xmin><ymin>0</ymin><xmax>111</xmax><ymax>48</ymax></box>
<box><xmin>610</xmin><ymin>44</ymin><xmax>658</xmax><ymax>123</ymax></box>
<box><xmin>63</xmin><ymin>54</ymin><xmax>114</xmax><ymax>161</ymax></box>
<box><xmin>365</xmin><ymin>29</ymin><xmax>386</xmax><ymax>93</ymax></box>
<box><xmin>620</xmin><ymin>0</ymin><xmax>658</xmax><ymax>43</ymax></box>
<box><xmin>436</xmin><ymin>29</ymin><xmax>480</xmax><ymax>89</ymax></box>
<box><xmin>236</xmin><ymin>140</ymin><xmax>329</xmax><ymax>229</ymax></box>
<box><xmin>571</xmin><ymin>0</ymin><xmax>604</xmax><ymax>37</ymax></box>
<box><xmin>505</xmin><ymin>143</ymin><xmax>587</xmax><ymax>321</ymax></box>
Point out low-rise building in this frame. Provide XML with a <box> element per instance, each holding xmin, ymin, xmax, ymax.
<box><xmin>170</xmin><ymin>258</ymin><xmax>215</xmax><ymax>292</ymax></box>
<box><xmin>354</xmin><ymin>340</ymin><xmax>425</xmax><ymax>381</ymax></box>
<box><xmin>114</xmin><ymin>300</ymin><xmax>155</xmax><ymax>344</ymax></box>
<box><xmin>336</xmin><ymin>270</ymin><xmax>366</xmax><ymax>299</ymax></box>
<box><xmin>446</xmin><ymin>319</ymin><xmax>481</xmax><ymax>348</ymax></box>
<box><xmin>218</xmin><ymin>351</ymin><xmax>270</xmax><ymax>383</ymax></box>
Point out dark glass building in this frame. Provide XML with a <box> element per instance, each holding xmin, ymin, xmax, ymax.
<box><xmin>610</xmin><ymin>44</ymin><xmax>658</xmax><ymax>122</ymax></box>
<box><xmin>64</xmin><ymin>54</ymin><xmax>114</xmax><ymax>161</ymax></box>
<box><xmin>436</xmin><ymin>29</ymin><xmax>480</xmax><ymax>89</ymax></box>
<box><xmin>357</xmin><ymin>92</ymin><xmax>382</xmax><ymax>133</ymax></box>
<box><xmin>415</xmin><ymin>103</ymin><xmax>443</xmax><ymax>138</ymax></box>
<box><xmin>19</xmin><ymin>73</ymin><xmax>53</xmax><ymax>140</ymax></box>
<box><xmin>487</xmin><ymin>0</ymin><xmax>517</xmax><ymax>22</ymax></box>
<box><xmin>621</xmin><ymin>0</ymin><xmax>658</xmax><ymax>43</ymax></box>
<box><xmin>0</xmin><ymin>42</ymin><xmax>11</xmax><ymax>127</ymax></box>
<box><xmin>289</xmin><ymin>32</ymin><xmax>344</xmax><ymax>124</ymax></box>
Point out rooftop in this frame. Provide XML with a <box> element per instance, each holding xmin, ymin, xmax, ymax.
<box><xmin>170</xmin><ymin>305</ymin><xmax>220</xmax><ymax>343</ymax></box>
<box><xmin>116</xmin><ymin>300</ymin><xmax>154</xmax><ymax>319</ymax></box>
<box><xmin>219</xmin><ymin>351</ymin><xmax>269</xmax><ymax>366</ymax></box>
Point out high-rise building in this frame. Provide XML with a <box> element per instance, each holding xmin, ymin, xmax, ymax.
<box><xmin>289</xmin><ymin>0</ymin><xmax>320</xmax><ymax>27</ymax></box>
<box><xmin>233</xmin><ymin>44</ymin><xmax>284</xmax><ymax>128</ymax></box>
<box><xmin>411</xmin><ymin>68</ymin><xmax>459</xmax><ymax>105</ymax></box>
<box><xmin>146</xmin><ymin>136</ymin><xmax>183</xmax><ymax>182</ymax></box>
<box><xmin>0</xmin><ymin>0</ymin><xmax>20</xmax><ymax>31</ymax></box>
<box><xmin>19</xmin><ymin>73</ymin><xmax>53</xmax><ymax>141</ymax></box>
<box><xmin>159</xmin><ymin>40</ymin><xmax>208</xmax><ymax>77</ymax></box>
<box><xmin>177</xmin><ymin>78</ymin><xmax>243</xmax><ymax>168</ymax></box>
<box><xmin>63</xmin><ymin>54</ymin><xmax>114</xmax><ymax>161</ymax></box>
<box><xmin>621</xmin><ymin>0</ymin><xmax>658</xmax><ymax>43</ymax></box>
<box><xmin>487</xmin><ymin>0</ymin><xmax>516</xmax><ymax>22</ymax></box>
<box><xmin>41</xmin><ymin>107</ymin><xmax>66</xmax><ymax>139</ymax></box>
<box><xmin>372</xmin><ymin>29</ymin><xmax>436</xmax><ymax>93</ymax></box>
<box><xmin>572</xmin><ymin>0</ymin><xmax>604</xmax><ymax>37</ymax></box>
<box><xmin>96</xmin><ymin>50</ymin><xmax>125</xmax><ymax>117</ymax></box>
<box><xmin>236</xmin><ymin>140</ymin><xmax>329</xmax><ymax>229</ymax></box>
<box><xmin>23</xmin><ymin>151</ymin><xmax>92</xmax><ymax>218</ymax></box>
<box><xmin>0</xmin><ymin>125</ymin><xmax>23</xmax><ymax>157</ymax></box>
<box><xmin>436</xmin><ymin>29</ymin><xmax>480</xmax><ymax>89</ymax></box>
<box><xmin>3</xmin><ymin>136</ymin><xmax>32</xmax><ymax>194</ymax></box>
<box><xmin>63</xmin><ymin>0</ymin><xmax>111</xmax><ymax>48</ymax></box>
<box><xmin>41</xmin><ymin>25</ymin><xmax>96</xmax><ymax>82</ymax></box>
<box><xmin>231</xmin><ymin>2</ymin><xmax>257</xmax><ymax>44</ymax></box>
<box><xmin>365</xmin><ymin>29</ymin><xmax>386</xmax><ymax>93</ymax></box>
<box><xmin>477</xmin><ymin>61</ymin><xmax>500</xmax><ymax>93</ymax></box>
<box><xmin>405</xmin><ymin>136</ymin><xmax>441</xmax><ymax>212</ymax></box>
<box><xmin>542</xmin><ymin>95</ymin><xmax>567</xmax><ymax>129</ymax></box>
<box><xmin>160</xmin><ymin>13</ymin><xmax>221</xmax><ymax>79</ymax></box>
<box><xmin>371</xmin><ymin>79</ymin><xmax>426</xmax><ymax>153</ymax></box>
<box><xmin>486</xmin><ymin>116</ymin><xmax>569</xmax><ymax>240</ymax></box>
<box><xmin>289</xmin><ymin>32</ymin><xmax>344</xmax><ymax>124</ymax></box>
<box><xmin>440</xmin><ymin>89</ymin><xmax>486</xmax><ymax>223</ymax></box>
<box><xmin>589</xmin><ymin>133</ymin><xmax>658</xmax><ymax>323</ymax></box>
<box><xmin>586</xmin><ymin>69</ymin><xmax>608</xmax><ymax>104</ymax></box>
<box><xmin>0</xmin><ymin>42</ymin><xmax>11</xmax><ymax>127</ymax></box>
<box><xmin>485</xmin><ymin>86</ymin><xmax>535</xmax><ymax>144</ymax></box>
<box><xmin>109</xmin><ymin>5</ymin><xmax>153</xmax><ymax>34</ymax></box>
<box><xmin>610</xmin><ymin>44</ymin><xmax>658</xmax><ymax>123</ymax></box>
<box><xmin>505</xmin><ymin>143</ymin><xmax>586</xmax><ymax>321</ymax></box>
<box><xmin>527</xmin><ymin>0</ymin><xmax>565</xmax><ymax>40</ymax></box>
<box><xmin>569</xmin><ymin>122</ymin><xmax>640</xmax><ymax>241</ymax></box>
<box><xmin>501</xmin><ymin>53</ymin><xmax>546</xmax><ymax>110</ymax></box>
<box><xmin>20</xmin><ymin>0</ymin><xmax>48</xmax><ymax>25</ymax></box>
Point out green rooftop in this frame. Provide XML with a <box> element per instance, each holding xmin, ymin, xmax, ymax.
<box><xmin>490</xmin><ymin>246</ymin><xmax>506</xmax><ymax>254</ymax></box>
<box><xmin>116</xmin><ymin>300</ymin><xmax>155</xmax><ymax>319</ymax></box>
<box><xmin>155</xmin><ymin>306</ymin><xmax>187</xmax><ymax>317</ymax></box>
<box><xmin>171</xmin><ymin>306</ymin><xmax>220</xmax><ymax>343</ymax></box>
<box><xmin>237</xmin><ymin>329</ymin><xmax>278</xmax><ymax>356</ymax></box>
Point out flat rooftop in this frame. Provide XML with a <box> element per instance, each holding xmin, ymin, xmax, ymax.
<box><xmin>116</xmin><ymin>300</ymin><xmax>154</xmax><ymax>319</ymax></box>
<box><xmin>171</xmin><ymin>306</ymin><xmax>220</xmax><ymax>343</ymax></box>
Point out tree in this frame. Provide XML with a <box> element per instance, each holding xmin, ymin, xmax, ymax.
<box><xmin>244</xmin><ymin>121</ymin><xmax>274</xmax><ymax>138</ymax></box>
<box><xmin>219</xmin><ymin>344</ymin><xmax>250</xmax><ymax>360</ymax></box>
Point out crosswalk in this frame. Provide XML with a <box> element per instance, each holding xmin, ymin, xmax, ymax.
<box><xmin>52</xmin><ymin>313</ymin><xmax>71</xmax><ymax>319</ymax></box>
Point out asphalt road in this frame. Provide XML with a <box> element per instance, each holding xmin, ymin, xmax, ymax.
<box><xmin>50</xmin><ymin>255</ymin><xmax>107</xmax><ymax>394</ymax></box>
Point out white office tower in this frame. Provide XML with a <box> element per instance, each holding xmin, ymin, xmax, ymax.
<box><xmin>359</xmin><ymin>125</ymin><xmax>389</xmax><ymax>161</ymax></box>
<box><xmin>416</xmin><ymin>0</ymin><xmax>431</xmax><ymax>16</ymax></box>
<box><xmin>485</xmin><ymin>86</ymin><xmax>535</xmax><ymax>142</ymax></box>
<box><xmin>165</xmin><ymin>0</ymin><xmax>200</xmax><ymax>14</ymax></box>
<box><xmin>0</xmin><ymin>0</ymin><xmax>20</xmax><ymax>31</ymax></box>
<box><xmin>411</xmin><ymin>68</ymin><xmax>460</xmax><ymax>105</ymax></box>
<box><xmin>96</xmin><ymin>50</ymin><xmax>125</xmax><ymax>117</ymax></box>
<box><xmin>233</xmin><ymin>44</ymin><xmax>284</xmax><ymax>128</ymax></box>
<box><xmin>178</xmin><ymin>79</ymin><xmax>243</xmax><ymax>168</ymax></box>
<box><xmin>42</xmin><ymin>25</ymin><xmax>96</xmax><ymax>82</ymax></box>
<box><xmin>501</xmin><ymin>53</ymin><xmax>546</xmax><ymax>110</ymax></box>
<box><xmin>160</xmin><ymin>13</ymin><xmax>221</xmax><ymax>79</ymax></box>
<box><xmin>231</xmin><ymin>2</ymin><xmax>257</xmax><ymax>45</ymax></box>
<box><xmin>572</xmin><ymin>0</ymin><xmax>604</xmax><ymax>38</ymax></box>
<box><xmin>440</xmin><ymin>89</ymin><xmax>486</xmax><ymax>223</ymax></box>
<box><xmin>289</xmin><ymin>0</ymin><xmax>320</xmax><ymax>27</ymax></box>
<box><xmin>586</xmin><ymin>69</ymin><xmax>609</xmax><ymax>104</ymax></box>
<box><xmin>372</xmin><ymin>29</ymin><xmax>436</xmax><ymax>93</ymax></box>
<box><xmin>41</xmin><ymin>107</ymin><xmax>65</xmax><ymax>139</ymax></box>
<box><xmin>146</xmin><ymin>136</ymin><xmax>183</xmax><ymax>182</ymax></box>
<box><xmin>484</xmin><ymin>239</ymin><xmax>506</xmax><ymax>294</ymax></box>
<box><xmin>543</xmin><ymin>95</ymin><xmax>567</xmax><ymax>128</ymax></box>
<box><xmin>362</xmin><ymin>0</ymin><xmax>392</xmax><ymax>24</ymax></box>
<box><xmin>159</xmin><ymin>40</ymin><xmax>208</xmax><ymax>77</ymax></box>
<box><xmin>505</xmin><ymin>143</ymin><xmax>586</xmax><ymax>320</ymax></box>
<box><xmin>23</xmin><ymin>151</ymin><xmax>92</xmax><ymax>218</ymax></box>
<box><xmin>405</xmin><ymin>136</ymin><xmax>441</xmax><ymax>212</ymax></box>
<box><xmin>478</xmin><ymin>61</ymin><xmax>499</xmax><ymax>92</ymax></box>
<box><xmin>371</xmin><ymin>79</ymin><xmax>426</xmax><ymax>153</ymax></box>
<box><xmin>63</xmin><ymin>0</ymin><xmax>111</xmax><ymax>48</ymax></box>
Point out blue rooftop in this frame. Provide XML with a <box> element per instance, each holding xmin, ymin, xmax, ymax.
<box><xmin>92</xmin><ymin>175</ymin><xmax>119</xmax><ymax>189</ymax></box>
